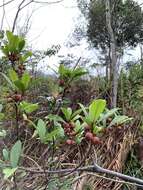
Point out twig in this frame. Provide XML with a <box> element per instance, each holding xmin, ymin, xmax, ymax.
<box><xmin>33</xmin><ymin>0</ymin><xmax>63</xmax><ymax>4</ymax></box>
<box><xmin>12</xmin><ymin>0</ymin><xmax>26</xmax><ymax>33</ymax></box>
<box><xmin>0</xmin><ymin>0</ymin><xmax>5</xmax><ymax>31</ymax></box>
<box><xmin>0</xmin><ymin>0</ymin><xmax>15</xmax><ymax>8</ymax></box>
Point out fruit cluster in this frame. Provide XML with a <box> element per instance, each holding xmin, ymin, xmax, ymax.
<box><xmin>63</xmin><ymin>122</ymin><xmax>76</xmax><ymax>145</ymax></box>
<box><xmin>7</xmin><ymin>93</ymin><xmax>23</xmax><ymax>103</ymax></box>
<box><xmin>8</xmin><ymin>53</ymin><xmax>19</xmax><ymax>62</ymax></box>
<box><xmin>85</xmin><ymin>125</ymin><xmax>102</xmax><ymax>145</ymax></box>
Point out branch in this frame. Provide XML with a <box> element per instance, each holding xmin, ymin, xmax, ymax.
<box><xmin>0</xmin><ymin>0</ymin><xmax>5</xmax><ymax>31</ymax></box>
<box><xmin>33</xmin><ymin>0</ymin><xmax>64</xmax><ymax>4</ymax></box>
<box><xmin>16</xmin><ymin>163</ymin><xmax>143</xmax><ymax>188</ymax></box>
<box><xmin>12</xmin><ymin>0</ymin><xmax>34</xmax><ymax>33</ymax></box>
<box><xmin>0</xmin><ymin>0</ymin><xmax>15</xmax><ymax>8</ymax></box>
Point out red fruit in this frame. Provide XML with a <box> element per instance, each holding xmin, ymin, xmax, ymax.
<box><xmin>59</xmin><ymin>79</ymin><xmax>65</xmax><ymax>86</ymax></box>
<box><xmin>66</xmin><ymin>139</ymin><xmax>75</xmax><ymax>145</ymax></box>
<box><xmin>12</xmin><ymin>94</ymin><xmax>22</xmax><ymax>102</ymax></box>
<box><xmin>92</xmin><ymin>137</ymin><xmax>101</xmax><ymax>145</ymax></box>
<box><xmin>70</xmin><ymin>140</ymin><xmax>76</xmax><ymax>145</ymax></box>
<box><xmin>66</xmin><ymin>139</ymin><xmax>72</xmax><ymax>145</ymax></box>
<box><xmin>64</xmin><ymin>123</ymin><xmax>70</xmax><ymax>128</ymax></box>
<box><xmin>85</xmin><ymin>132</ymin><xmax>93</xmax><ymax>140</ymax></box>
<box><xmin>65</xmin><ymin>128</ymin><xmax>71</xmax><ymax>133</ymax></box>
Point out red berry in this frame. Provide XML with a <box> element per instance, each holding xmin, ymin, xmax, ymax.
<box><xmin>66</xmin><ymin>139</ymin><xmax>75</xmax><ymax>145</ymax></box>
<box><xmin>71</xmin><ymin>140</ymin><xmax>76</xmax><ymax>145</ymax></box>
<box><xmin>66</xmin><ymin>139</ymin><xmax>72</xmax><ymax>145</ymax></box>
<box><xmin>59</xmin><ymin>79</ymin><xmax>65</xmax><ymax>86</ymax></box>
<box><xmin>92</xmin><ymin>137</ymin><xmax>101</xmax><ymax>145</ymax></box>
<box><xmin>12</xmin><ymin>94</ymin><xmax>22</xmax><ymax>102</ymax></box>
<box><xmin>85</xmin><ymin>132</ymin><xmax>93</xmax><ymax>140</ymax></box>
<box><xmin>65</xmin><ymin>128</ymin><xmax>71</xmax><ymax>133</ymax></box>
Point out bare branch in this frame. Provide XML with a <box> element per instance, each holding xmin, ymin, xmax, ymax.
<box><xmin>33</xmin><ymin>0</ymin><xmax>64</xmax><ymax>4</ymax></box>
<box><xmin>0</xmin><ymin>0</ymin><xmax>5</xmax><ymax>31</ymax></box>
<box><xmin>12</xmin><ymin>0</ymin><xmax>33</xmax><ymax>33</ymax></box>
<box><xmin>0</xmin><ymin>0</ymin><xmax>15</xmax><ymax>8</ymax></box>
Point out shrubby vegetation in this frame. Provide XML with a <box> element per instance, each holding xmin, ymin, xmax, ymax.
<box><xmin>0</xmin><ymin>0</ymin><xmax>143</xmax><ymax>189</ymax></box>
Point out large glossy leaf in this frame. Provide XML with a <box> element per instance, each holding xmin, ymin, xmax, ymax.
<box><xmin>10</xmin><ymin>140</ymin><xmax>22</xmax><ymax>168</ymax></box>
<box><xmin>89</xmin><ymin>99</ymin><xmax>106</xmax><ymax>123</ymax></box>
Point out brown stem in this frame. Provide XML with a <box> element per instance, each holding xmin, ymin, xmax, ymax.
<box><xmin>13</xmin><ymin>172</ymin><xmax>17</xmax><ymax>190</ymax></box>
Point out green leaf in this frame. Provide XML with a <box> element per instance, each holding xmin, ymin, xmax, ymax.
<box><xmin>3</xmin><ymin>167</ymin><xmax>17</xmax><ymax>179</ymax></box>
<box><xmin>79</xmin><ymin>103</ymin><xmax>88</xmax><ymax>117</ymax></box>
<box><xmin>6</xmin><ymin>31</ymin><xmax>13</xmax><ymax>43</ymax></box>
<box><xmin>61</xmin><ymin>107</ymin><xmax>72</xmax><ymax>121</ymax></box>
<box><xmin>2</xmin><ymin>149</ymin><xmax>9</xmax><ymax>161</ymax></box>
<box><xmin>89</xmin><ymin>99</ymin><xmax>106</xmax><ymax>123</ymax></box>
<box><xmin>93</xmin><ymin>125</ymin><xmax>103</xmax><ymax>134</ymax></box>
<box><xmin>21</xmin><ymin>72</ymin><xmax>30</xmax><ymax>90</ymax></box>
<box><xmin>10</xmin><ymin>140</ymin><xmax>22</xmax><ymax>168</ymax></box>
<box><xmin>0</xmin><ymin>72</ymin><xmax>16</xmax><ymax>90</ymax></box>
<box><xmin>14</xmin><ymin>80</ymin><xmax>25</xmax><ymax>92</ymax></box>
<box><xmin>18</xmin><ymin>39</ymin><xmax>25</xmax><ymax>51</ymax></box>
<box><xmin>46</xmin><ymin>114</ymin><xmax>64</xmax><ymax>123</ymax></box>
<box><xmin>22</xmin><ymin>51</ymin><xmax>32</xmax><ymax>62</ymax></box>
<box><xmin>8</xmin><ymin>69</ymin><xmax>18</xmax><ymax>82</ymax></box>
<box><xmin>108</xmin><ymin>115</ymin><xmax>132</xmax><ymax>127</ymax></box>
<box><xmin>20</xmin><ymin>101</ymin><xmax>38</xmax><ymax>113</ymax></box>
<box><xmin>46</xmin><ymin>126</ymin><xmax>64</xmax><ymax>142</ymax></box>
<box><xmin>74</xmin><ymin>120</ymin><xmax>83</xmax><ymax>133</ymax></box>
<box><xmin>98</xmin><ymin>108</ymin><xmax>119</xmax><ymax>122</ymax></box>
<box><xmin>36</xmin><ymin>119</ymin><xmax>46</xmax><ymax>143</ymax></box>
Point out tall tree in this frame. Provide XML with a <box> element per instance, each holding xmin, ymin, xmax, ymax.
<box><xmin>77</xmin><ymin>0</ymin><xmax>143</xmax><ymax>107</ymax></box>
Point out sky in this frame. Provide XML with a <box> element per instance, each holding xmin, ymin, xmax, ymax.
<box><xmin>0</xmin><ymin>0</ymin><xmax>143</xmax><ymax>74</ymax></box>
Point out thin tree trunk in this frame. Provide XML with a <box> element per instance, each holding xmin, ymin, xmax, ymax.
<box><xmin>105</xmin><ymin>0</ymin><xmax>118</xmax><ymax>108</ymax></box>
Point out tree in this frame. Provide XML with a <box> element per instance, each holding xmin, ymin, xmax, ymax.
<box><xmin>105</xmin><ymin>0</ymin><xmax>117</xmax><ymax>107</ymax></box>
<box><xmin>77</xmin><ymin>0</ymin><xmax>143</xmax><ymax>107</ymax></box>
